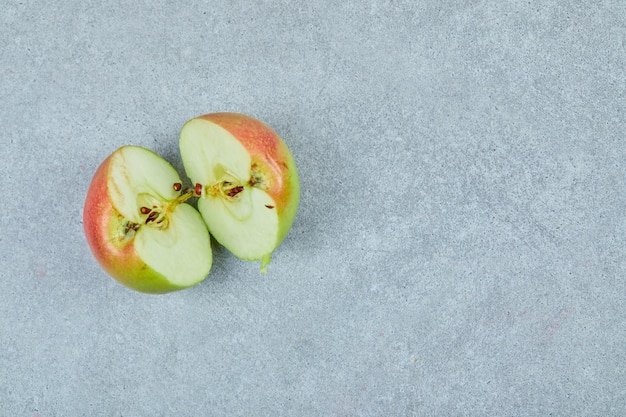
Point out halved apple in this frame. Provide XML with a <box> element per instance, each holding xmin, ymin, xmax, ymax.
<box><xmin>179</xmin><ymin>113</ymin><xmax>300</xmax><ymax>271</ymax></box>
<box><xmin>83</xmin><ymin>146</ymin><xmax>212</xmax><ymax>293</ymax></box>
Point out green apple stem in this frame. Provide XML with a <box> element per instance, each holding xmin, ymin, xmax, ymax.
<box><xmin>260</xmin><ymin>253</ymin><xmax>271</xmax><ymax>274</ymax></box>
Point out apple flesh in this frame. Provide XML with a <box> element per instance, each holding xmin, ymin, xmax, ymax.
<box><xmin>83</xmin><ymin>146</ymin><xmax>212</xmax><ymax>293</ymax></box>
<box><xmin>179</xmin><ymin>113</ymin><xmax>300</xmax><ymax>271</ymax></box>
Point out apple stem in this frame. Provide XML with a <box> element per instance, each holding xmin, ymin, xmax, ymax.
<box><xmin>260</xmin><ymin>253</ymin><xmax>272</xmax><ymax>274</ymax></box>
<box><xmin>174</xmin><ymin>188</ymin><xmax>196</xmax><ymax>205</ymax></box>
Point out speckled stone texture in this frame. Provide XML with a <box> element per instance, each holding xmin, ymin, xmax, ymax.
<box><xmin>1</xmin><ymin>1</ymin><xmax>624</xmax><ymax>415</ymax></box>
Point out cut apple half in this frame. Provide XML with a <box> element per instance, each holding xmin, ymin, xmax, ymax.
<box><xmin>179</xmin><ymin>113</ymin><xmax>300</xmax><ymax>271</ymax></box>
<box><xmin>84</xmin><ymin>146</ymin><xmax>212</xmax><ymax>293</ymax></box>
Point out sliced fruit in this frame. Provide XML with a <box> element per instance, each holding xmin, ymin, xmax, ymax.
<box><xmin>83</xmin><ymin>146</ymin><xmax>212</xmax><ymax>293</ymax></box>
<box><xmin>179</xmin><ymin>112</ymin><xmax>300</xmax><ymax>271</ymax></box>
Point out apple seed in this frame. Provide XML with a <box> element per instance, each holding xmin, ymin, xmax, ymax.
<box><xmin>140</xmin><ymin>206</ymin><xmax>151</xmax><ymax>215</ymax></box>
<box><xmin>227</xmin><ymin>185</ymin><xmax>244</xmax><ymax>197</ymax></box>
<box><xmin>195</xmin><ymin>183</ymin><xmax>203</xmax><ymax>196</ymax></box>
<box><xmin>145</xmin><ymin>211</ymin><xmax>159</xmax><ymax>224</ymax></box>
<box><xmin>173</xmin><ymin>182</ymin><xmax>182</xmax><ymax>191</ymax></box>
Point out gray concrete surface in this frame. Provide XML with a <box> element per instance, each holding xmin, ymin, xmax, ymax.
<box><xmin>1</xmin><ymin>1</ymin><xmax>625</xmax><ymax>415</ymax></box>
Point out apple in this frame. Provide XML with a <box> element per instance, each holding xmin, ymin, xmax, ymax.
<box><xmin>179</xmin><ymin>112</ymin><xmax>300</xmax><ymax>271</ymax></box>
<box><xmin>83</xmin><ymin>145</ymin><xmax>212</xmax><ymax>293</ymax></box>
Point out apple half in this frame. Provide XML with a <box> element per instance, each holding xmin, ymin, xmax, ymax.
<box><xmin>179</xmin><ymin>113</ymin><xmax>300</xmax><ymax>271</ymax></box>
<box><xmin>83</xmin><ymin>146</ymin><xmax>212</xmax><ymax>293</ymax></box>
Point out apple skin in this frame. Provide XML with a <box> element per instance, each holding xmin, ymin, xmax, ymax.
<box><xmin>193</xmin><ymin>112</ymin><xmax>300</xmax><ymax>255</ymax></box>
<box><xmin>83</xmin><ymin>151</ymin><xmax>189</xmax><ymax>294</ymax></box>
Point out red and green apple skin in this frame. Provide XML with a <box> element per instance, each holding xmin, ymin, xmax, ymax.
<box><xmin>83</xmin><ymin>146</ymin><xmax>212</xmax><ymax>293</ymax></box>
<box><xmin>179</xmin><ymin>112</ymin><xmax>300</xmax><ymax>270</ymax></box>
